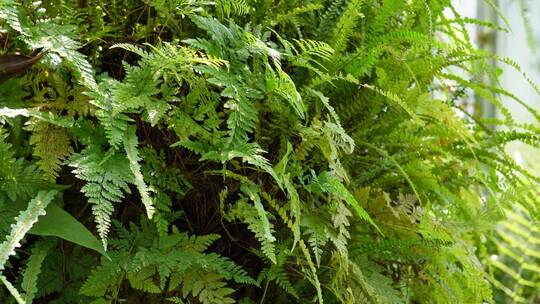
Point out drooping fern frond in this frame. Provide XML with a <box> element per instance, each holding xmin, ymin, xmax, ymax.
<box><xmin>0</xmin><ymin>191</ymin><xmax>56</xmax><ymax>303</ymax></box>
<box><xmin>69</xmin><ymin>146</ymin><xmax>132</xmax><ymax>249</ymax></box>
<box><xmin>0</xmin><ymin>0</ymin><xmax>96</xmax><ymax>88</ymax></box>
<box><xmin>265</xmin><ymin>65</ymin><xmax>306</xmax><ymax>119</ymax></box>
<box><xmin>0</xmin><ymin>275</ymin><xmax>24</xmax><ymax>304</ymax></box>
<box><xmin>257</xmin><ymin>248</ymin><xmax>299</xmax><ymax>299</ymax></box>
<box><xmin>360</xmin><ymin>84</ymin><xmax>420</xmax><ymax>123</ymax></box>
<box><xmin>21</xmin><ymin>240</ymin><xmax>53</xmax><ymax>304</ymax></box>
<box><xmin>225</xmin><ymin>190</ymin><xmax>277</xmax><ymax>263</ymax></box>
<box><xmin>124</xmin><ymin>127</ymin><xmax>155</xmax><ymax>219</ymax></box>
<box><xmin>329</xmin><ymin>0</ymin><xmax>364</xmax><ymax>53</ymax></box>
<box><xmin>261</xmin><ymin>192</ymin><xmax>324</xmax><ymax>304</ymax></box>
<box><xmin>491</xmin><ymin>203</ymin><xmax>540</xmax><ymax>303</ymax></box>
<box><xmin>318</xmin><ymin>171</ymin><xmax>382</xmax><ymax>234</ymax></box>
<box><xmin>0</xmin><ymin>191</ymin><xmax>57</xmax><ymax>272</ymax></box>
<box><xmin>83</xmin><ymin>76</ymin><xmax>130</xmax><ymax>149</ymax></box>
<box><xmin>224</xmin><ymin>95</ymin><xmax>259</xmax><ymax>145</ymax></box>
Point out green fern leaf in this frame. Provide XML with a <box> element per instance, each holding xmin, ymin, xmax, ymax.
<box><xmin>319</xmin><ymin>172</ymin><xmax>382</xmax><ymax>234</ymax></box>
<box><xmin>69</xmin><ymin>146</ymin><xmax>132</xmax><ymax>248</ymax></box>
<box><xmin>0</xmin><ymin>191</ymin><xmax>56</xmax><ymax>303</ymax></box>
<box><xmin>0</xmin><ymin>190</ymin><xmax>57</xmax><ymax>272</ymax></box>
<box><xmin>27</xmin><ymin>122</ymin><xmax>73</xmax><ymax>180</ymax></box>
<box><xmin>124</xmin><ymin>127</ymin><xmax>155</xmax><ymax>219</ymax></box>
<box><xmin>21</xmin><ymin>240</ymin><xmax>52</xmax><ymax>304</ymax></box>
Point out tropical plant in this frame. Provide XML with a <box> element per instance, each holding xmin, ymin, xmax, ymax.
<box><xmin>0</xmin><ymin>0</ymin><xmax>538</xmax><ymax>303</ymax></box>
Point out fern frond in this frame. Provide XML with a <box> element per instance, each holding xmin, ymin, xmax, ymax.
<box><xmin>216</xmin><ymin>0</ymin><xmax>251</xmax><ymax>18</ymax></box>
<box><xmin>258</xmin><ymin>264</ymin><xmax>299</xmax><ymax>299</ymax></box>
<box><xmin>491</xmin><ymin>203</ymin><xmax>540</xmax><ymax>302</ymax></box>
<box><xmin>21</xmin><ymin>240</ymin><xmax>52</xmax><ymax>304</ymax></box>
<box><xmin>80</xmin><ymin>256</ymin><xmax>123</xmax><ymax>297</ymax></box>
<box><xmin>0</xmin><ymin>191</ymin><xmax>56</xmax><ymax>304</ymax></box>
<box><xmin>180</xmin><ymin>270</ymin><xmax>235</xmax><ymax>304</ymax></box>
<box><xmin>329</xmin><ymin>0</ymin><xmax>364</xmax><ymax>52</ymax></box>
<box><xmin>360</xmin><ymin>84</ymin><xmax>420</xmax><ymax>123</ymax></box>
<box><xmin>0</xmin><ymin>0</ymin><xmax>96</xmax><ymax>88</ymax></box>
<box><xmin>0</xmin><ymin>190</ymin><xmax>57</xmax><ymax>272</ymax></box>
<box><xmin>199</xmin><ymin>253</ymin><xmax>257</xmax><ymax>285</ymax></box>
<box><xmin>265</xmin><ymin>65</ymin><xmax>306</xmax><ymax>119</ymax></box>
<box><xmin>225</xmin><ymin>96</ymin><xmax>258</xmax><ymax>145</ymax></box>
<box><xmin>70</xmin><ymin>146</ymin><xmax>132</xmax><ymax>248</ymax></box>
<box><xmin>319</xmin><ymin>171</ymin><xmax>382</xmax><ymax>234</ymax></box>
<box><xmin>88</xmin><ymin>81</ymin><xmax>132</xmax><ymax>149</ymax></box>
<box><xmin>227</xmin><ymin>195</ymin><xmax>277</xmax><ymax>263</ymax></box>
<box><xmin>315</xmin><ymin>0</ymin><xmax>349</xmax><ymax>40</ymax></box>
<box><xmin>127</xmin><ymin>266</ymin><xmax>161</xmax><ymax>293</ymax></box>
<box><xmin>261</xmin><ymin>192</ymin><xmax>323</xmax><ymax>304</ymax></box>
<box><xmin>27</xmin><ymin>122</ymin><xmax>73</xmax><ymax>180</ymax></box>
<box><xmin>0</xmin><ymin>274</ymin><xmax>25</xmax><ymax>304</ymax></box>
<box><xmin>0</xmin><ymin>0</ymin><xmax>27</xmax><ymax>34</ymax></box>
<box><xmin>124</xmin><ymin>127</ymin><xmax>155</xmax><ymax>219</ymax></box>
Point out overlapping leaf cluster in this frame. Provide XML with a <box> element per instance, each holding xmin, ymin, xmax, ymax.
<box><xmin>0</xmin><ymin>0</ymin><xmax>539</xmax><ymax>303</ymax></box>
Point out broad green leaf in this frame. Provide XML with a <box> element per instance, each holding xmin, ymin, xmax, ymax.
<box><xmin>29</xmin><ymin>203</ymin><xmax>110</xmax><ymax>259</ymax></box>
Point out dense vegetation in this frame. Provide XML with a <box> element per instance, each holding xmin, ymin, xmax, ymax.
<box><xmin>1</xmin><ymin>0</ymin><xmax>540</xmax><ymax>303</ymax></box>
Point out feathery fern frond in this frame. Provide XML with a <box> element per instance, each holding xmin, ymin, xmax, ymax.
<box><xmin>491</xmin><ymin>203</ymin><xmax>540</xmax><ymax>303</ymax></box>
<box><xmin>318</xmin><ymin>171</ymin><xmax>382</xmax><ymax>234</ymax></box>
<box><xmin>0</xmin><ymin>191</ymin><xmax>57</xmax><ymax>272</ymax></box>
<box><xmin>27</xmin><ymin>122</ymin><xmax>73</xmax><ymax>180</ymax></box>
<box><xmin>226</xmin><ymin>193</ymin><xmax>277</xmax><ymax>263</ymax></box>
<box><xmin>0</xmin><ymin>191</ymin><xmax>56</xmax><ymax>303</ymax></box>
<box><xmin>69</xmin><ymin>146</ymin><xmax>132</xmax><ymax>249</ymax></box>
<box><xmin>21</xmin><ymin>240</ymin><xmax>53</xmax><ymax>304</ymax></box>
<box><xmin>124</xmin><ymin>127</ymin><xmax>155</xmax><ymax>219</ymax></box>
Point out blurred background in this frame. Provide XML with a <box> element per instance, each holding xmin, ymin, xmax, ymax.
<box><xmin>454</xmin><ymin>0</ymin><xmax>540</xmax><ymax>166</ymax></box>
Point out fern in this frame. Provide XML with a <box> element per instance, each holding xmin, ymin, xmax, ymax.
<box><xmin>318</xmin><ymin>171</ymin><xmax>382</xmax><ymax>234</ymax></box>
<box><xmin>82</xmin><ymin>222</ymin><xmax>253</xmax><ymax>303</ymax></box>
<box><xmin>257</xmin><ymin>246</ymin><xmax>300</xmax><ymax>300</ymax></box>
<box><xmin>21</xmin><ymin>241</ymin><xmax>52</xmax><ymax>304</ymax></box>
<box><xmin>0</xmin><ymin>128</ymin><xmax>47</xmax><ymax>204</ymax></box>
<box><xmin>27</xmin><ymin>122</ymin><xmax>73</xmax><ymax>180</ymax></box>
<box><xmin>0</xmin><ymin>1</ymin><xmax>539</xmax><ymax>303</ymax></box>
<box><xmin>216</xmin><ymin>0</ymin><xmax>251</xmax><ymax>18</ymax></box>
<box><xmin>225</xmin><ymin>190</ymin><xmax>277</xmax><ymax>263</ymax></box>
<box><xmin>360</xmin><ymin>84</ymin><xmax>420</xmax><ymax>123</ymax></box>
<box><xmin>265</xmin><ymin>65</ymin><xmax>306</xmax><ymax>119</ymax></box>
<box><xmin>0</xmin><ymin>191</ymin><xmax>56</xmax><ymax>302</ymax></box>
<box><xmin>329</xmin><ymin>0</ymin><xmax>364</xmax><ymax>53</ymax></box>
<box><xmin>0</xmin><ymin>0</ymin><xmax>96</xmax><ymax>88</ymax></box>
<box><xmin>180</xmin><ymin>270</ymin><xmax>235</xmax><ymax>304</ymax></box>
<box><xmin>491</xmin><ymin>203</ymin><xmax>540</xmax><ymax>303</ymax></box>
<box><xmin>123</xmin><ymin>127</ymin><xmax>155</xmax><ymax>219</ymax></box>
<box><xmin>0</xmin><ymin>191</ymin><xmax>56</xmax><ymax>271</ymax></box>
<box><xmin>69</xmin><ymin>146</ymin><xmax>132</xmax><ymax>249</ymax></box>
<box><xmin>0</xmin><ymin>275</ymin><xmax>25</xmax><ymax>304</ymax></box>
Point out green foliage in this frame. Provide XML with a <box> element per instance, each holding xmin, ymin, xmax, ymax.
<box><xmin>69</xmin><ymin>145</ymin><xmax>133</xmax><ymax>249</ymax></box>
<box><xmin>0</xmin><ymin>0</ymin><xmax>538</xmax><ymax>303</ymax></box>
<box><xmin>0</xmin><ymin>191</ymin><xmax>57</xmax><ymax>302</ymax></box>
<box><xmin>80</xmin><ymin>221</ymin><xmax>254</xmax><ymax>303</ymax></box>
